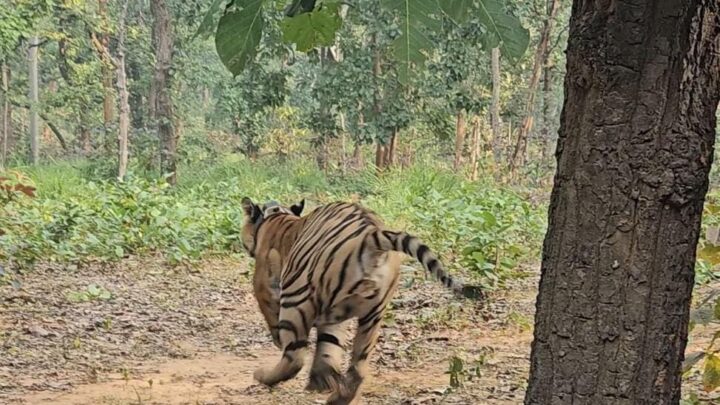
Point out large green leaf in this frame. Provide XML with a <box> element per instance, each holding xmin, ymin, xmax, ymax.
<box><xmin>476</xmin><ymin>0</ymin><xmax>530</xmax><ymax>63</ymax></box>
<box><xmin>194</xmin><ymin>0</ymin><xmax>230</xmax><ymax>40</ymax></box>
<box><xmin>438</xmin><ymin>0</ymin><xmax>474</xmax><ymax>24</ymax></box>
<box><xmin>280</xmin><ymin>2</ymin><xmax>341</xmax><ymax>52</ymax></box>
<box><xmin>215</xmin><ymin>0</ymin><xmax>265</xmax><ymax>76</ymax></box>
<box><xmin>382</xmin><ymin>0</ymin><xmax>442</xmax><ymax>84</ymax></box>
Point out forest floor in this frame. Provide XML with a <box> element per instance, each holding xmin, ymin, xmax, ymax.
<box><xmin>0</xmin><ymin>257</ymin><xmax>717</xmax><ymax>405</ymax></box>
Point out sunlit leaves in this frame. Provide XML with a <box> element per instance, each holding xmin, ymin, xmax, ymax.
<box><xmin>215</xmin><ymin>0</ymin><xmax>265</xmax><ymax>75</ymax></box>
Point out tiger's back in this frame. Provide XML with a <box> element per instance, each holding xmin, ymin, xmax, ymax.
<box><xmin>241</xmin><ymin>199</ymin><xmax>481</xmax><ymax>405</ymax></box>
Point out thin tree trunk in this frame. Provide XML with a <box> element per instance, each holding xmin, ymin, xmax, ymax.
<box><xmin>116</xmin><ymin>0</ymin><xmax>130</xmax><ymax>180</ymax></box>
<box><xmin>453</xmin><ymin>109</ymin><xmax>467</xmax><ymax>171</ymax></box>
<box><xmin>510</xmin><ymin>0</ymin><xmax>560</xmax><ymax>176</ymax></box>
<box><xmin>386</xmin><ymin>128</ymin><xmax>397</xmax><ymax>167</ymax></box>
<box><xmin>374</xmin><ymin>143</ymin><xmax>386</xmax><ymax>171</ymax></box>
<box><xmin>28</xmin><ymin>37</ymin><xmax>40</xmax><ymax>164</ymax></box>
<box><xmin>372</xmin><ymin>34</ymin><xmax>386</xmax><ymax>173</ymax></box>
<box><xmin>98</xmin><ymin>0</ymin><xmax>113</xmax><ymax>152</ymax></box>
<box><xmin>525</xmin><ymin>1</ymin><xmax>720</xmax><ymax>403</ymax></box>
<box><xmin>490</xmin><ymin>47</ymin><xmax>502</xmax><ymax>166</ymax></box>
<box><xmin>1</xmin><ymin>63</ymin><xmax>8</xmax><ymax>168</ymax></box>
<box><xmin>469</xmin><ymin>116</ymin><xmax>480</xmax><ymax>181</ymax></box>
<box><xmin>540</xmin><ymin>65</ymin><xmax>553</xmax><ymax>162</ymax></box>
<box><xmin>352</xmin><ymin>142</ymin><xmax>362</xmax><ymax>169</ymax></box>
<box><xmin>150</xmin><ymin>0</ymin><xmax>177</xmax><ymax>185</ymax></box>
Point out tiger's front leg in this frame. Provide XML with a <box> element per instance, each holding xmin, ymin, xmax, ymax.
<box><xmin>253</xmin><ymin>300</ymin><xmax>315</xmax><ymax>386</ymax></box>
<box><xmin>253</xmin><ymin>252</ymin><xmax>283</xmax><ymax>349</ymax></box>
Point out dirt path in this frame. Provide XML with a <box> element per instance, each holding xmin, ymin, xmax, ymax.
<box><xmin>1</xmin><ymin>257</ymin><xmax>716</xmax><ymax>404</ymax></box>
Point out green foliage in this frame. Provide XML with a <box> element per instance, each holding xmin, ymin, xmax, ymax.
<box><xmin>215</xmin><ymin>0</ymin><xmax>265</xmax><ymax>75</ymax></box>
<box><xmin>446</xmin><ymin>353</ymin><xmax>487</xmax><ymax>388</ymax></box>
<box><xmin>1</xmin><ymin>159</ymin><xmax>546</xmax><ymax>290</ymax></box>
<box><xmin>370</xmin><ymin>166</ymin><xmax>544</xmax><ymax>289</ymax></box>
<box><xmin>67</xmin><ymin>284</ymin><xmax>112</xmax><ymax>303</ymax></box>
<box><xmin>207</xmin><ymin>0</ymin><xmax>529</xmax><ymax>80</ymax></box>
<box><xmin>280</xmin><ymin>1</ymin><xmax>341</xmax><ymax>52</ymax></box>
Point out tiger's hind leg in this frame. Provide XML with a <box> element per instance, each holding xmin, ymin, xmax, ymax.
<box><xmin>326</xmin><ymin>306</ymin><xmax>386</xmax><ymax>405</ymax></box>
<box><xmin>253</xmin><ymin>301</ymin><xmax>315</xmax><ymax>386</ymax></box>
<box><xmin>306</xmin><ymin>321</ymin><xmax>352</xmax><ymax>393</ymax></box>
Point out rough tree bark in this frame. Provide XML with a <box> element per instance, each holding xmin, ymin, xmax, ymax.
<box><xmin>525</xmin><ymin>1</ymin><xmax>720</xmax><ymax>404</ymax></box>
<box><xmin>28</xmin><ymin>36</ymin><xmax>40</xmax><ymax>165</ymax></box>
<box><xmin>509</xmin><ymin>0</ymin><xmax>560</xmax><ymax>176</ymax></box>
<box><xmin>150</xmin><ymin>0</ymin><xmax>177</xmax><ymax>185</ymax></box>
<box><xmin>453</xmin><ymin>109</ymin><xmax>467</xmax><ymax>171</ymax></box>
<box><xmin>490</xmin><ymin>47</ymin><xmax>502</xmax><ymax>166</ymax></box>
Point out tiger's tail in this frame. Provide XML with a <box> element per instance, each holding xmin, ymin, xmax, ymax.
<box><xmin>370</xmin><ymin>230</ymin><xmax>483</xmax><ymax>300</ymax></box>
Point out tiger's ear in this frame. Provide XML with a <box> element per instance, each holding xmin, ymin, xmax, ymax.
<box><xmin>290</xmin><ymin>199</ymin><xmax>305</xmax><ymax>216</ymax></box>
<box><xmin>242</xmin><ymin>197</ymin><xmax>261</xmax><ymax>222</ymax></box>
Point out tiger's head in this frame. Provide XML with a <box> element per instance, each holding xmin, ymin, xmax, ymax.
<box><xmin>241</xmin><ymin>197</ymin><xmax>305</xmax><ymax>257</ymax></box>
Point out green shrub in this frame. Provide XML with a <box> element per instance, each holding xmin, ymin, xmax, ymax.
<box><xmin>1</xmin><ymin>159</ymin><xmax>547</xmax><ymax>289</ymax></box>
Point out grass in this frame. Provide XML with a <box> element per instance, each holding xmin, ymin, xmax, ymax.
<box><xmin>1</xmin><ymin>155</ymin><xmax>548</xmax><ymax>289</ymax></box>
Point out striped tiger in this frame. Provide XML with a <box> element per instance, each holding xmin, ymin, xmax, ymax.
<box><xmin>241</xmin><ymin>198</ymin><xmax>482</xmax><ymax>405</ymax></box>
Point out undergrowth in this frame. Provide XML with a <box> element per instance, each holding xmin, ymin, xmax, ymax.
<box><xmin>1</xmin><ymin>155</ymin><xmax>547</xmax><ymax>289</ymax></box>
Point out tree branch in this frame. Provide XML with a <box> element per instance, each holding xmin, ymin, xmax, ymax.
<box><xmin>0</xmin><ymin>87</ymin><xmax>68</xmax><ymax>151</ymax></box>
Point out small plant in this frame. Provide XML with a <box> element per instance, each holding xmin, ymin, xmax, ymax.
<box><xmin>446</xmin><ymin>354</ymin><xmax>486</xmax><ymax>388</ymax></box>
<box><xmin>67</xmin><ymin>284</ymin><xmax>112</xmax><ymax>303</ymax></box>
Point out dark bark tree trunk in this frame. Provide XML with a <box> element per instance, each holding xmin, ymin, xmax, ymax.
<box><xmin>510</xmin><ymin>0</ymin><xmax>560</xmax><ymax>176</ymax></box>
<box><xmin>525</xmin><ymin>1</ymin><xmax>720</xmax><ymax>404</ymax></box>
<box><xmin>490</xmin><ymin>47</ymin><xmax>502</xmax><ymax>167</ymax></box>
<box><xmin>453</xmin><ymin>109</ymin><xmax>467</xmax><ymax>171</ymax></box>
<box><xmin>150</xmin><ymin>0</ymin><xmax>177</xmax><ymax>185</ymax></box>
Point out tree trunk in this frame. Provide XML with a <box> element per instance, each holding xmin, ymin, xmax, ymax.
<box><xmin>374</xmin><ymin>143</ymin><xmax>386</xmax><ymax>171</ymax></box>
<box><xmin>468</xmin><ymin>116</ymin><xmax>480</xmax><ymax>181</ymax></box>
<box><xmin>525</xmin><ymin>1</ymin><xmax>720</xmax><ymax>404</ymax></box>
<box><xmin>98</xmin><ymin>0</ymin><xmax>114</xmax><ymax>152</ymax></box>
<box><xmin>150</xmin><ymin>0</ymin><xmax>177</xmax><ymax>185</ymax></box>
<box><xmin>1</xmin><ymin>63</ymin><xmax>9</xmax><ymax>168</ymax></box>
<box><xmin>372</xmin><ymin>34</ymin><xmax>386</xmax><ymax>173</ymax></box>
<box><xmin>352</xmin><ymin>142</ymin><xmax>362</xmax><ymax>170</ymax></box>
<box><xmin>453</xmin><ymin>109</ymin><xmax>467</xmax><ymax>171</ymax></box>
<box><xmin>540</xmin><ymin>65</ymin><xmax>553</xmax><ymax>162</ymax></box>
<box><xmin>490</xmin><ymin>47</ymin><xmax>502</xmax><ymax>166</ymax></box>
<box><xmin>386</xmin><ymin>128</ymin><xmax>397</xmax><ymax>167</ymax></box>
<box><xmin>116</xmin><ymin>0</ymin><xmax>130</xmax><ymax>180</ymax></box>
<box><xmin>28</xmin><ymin>37</ymin><xmax>40</xmax><ymax>165</ymax></box>
<box><xmin>510</xmin><ymin>0</ymin><xmax>560</xmax><ymax>176</ymax></box>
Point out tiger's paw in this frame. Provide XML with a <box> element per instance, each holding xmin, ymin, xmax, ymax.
<box><xmin>253</xmin><ymin>367</ymin><xmax>274</xmax><ymax>386</ymax></box>
<box><xmin>306</xmin><ymin>366</ymin><xmax>344</xmax><ymax>393</ymax></box>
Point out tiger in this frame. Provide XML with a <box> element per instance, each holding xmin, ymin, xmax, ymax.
<box><xmin>241</xmin><ymin>197</ymin><xmax>482</xmax><ymax>405</ymax></box>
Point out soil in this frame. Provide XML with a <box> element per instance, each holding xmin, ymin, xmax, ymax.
<box><xmin>0</xmin><ymin>257</ymin><xmax>717</xmax><ymax>404</ymax></box>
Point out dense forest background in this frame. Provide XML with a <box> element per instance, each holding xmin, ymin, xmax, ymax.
<box><xmin>1</xmin><ymin>1</ymin><xmax>720</xmax><ymax>404</ymax></box>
